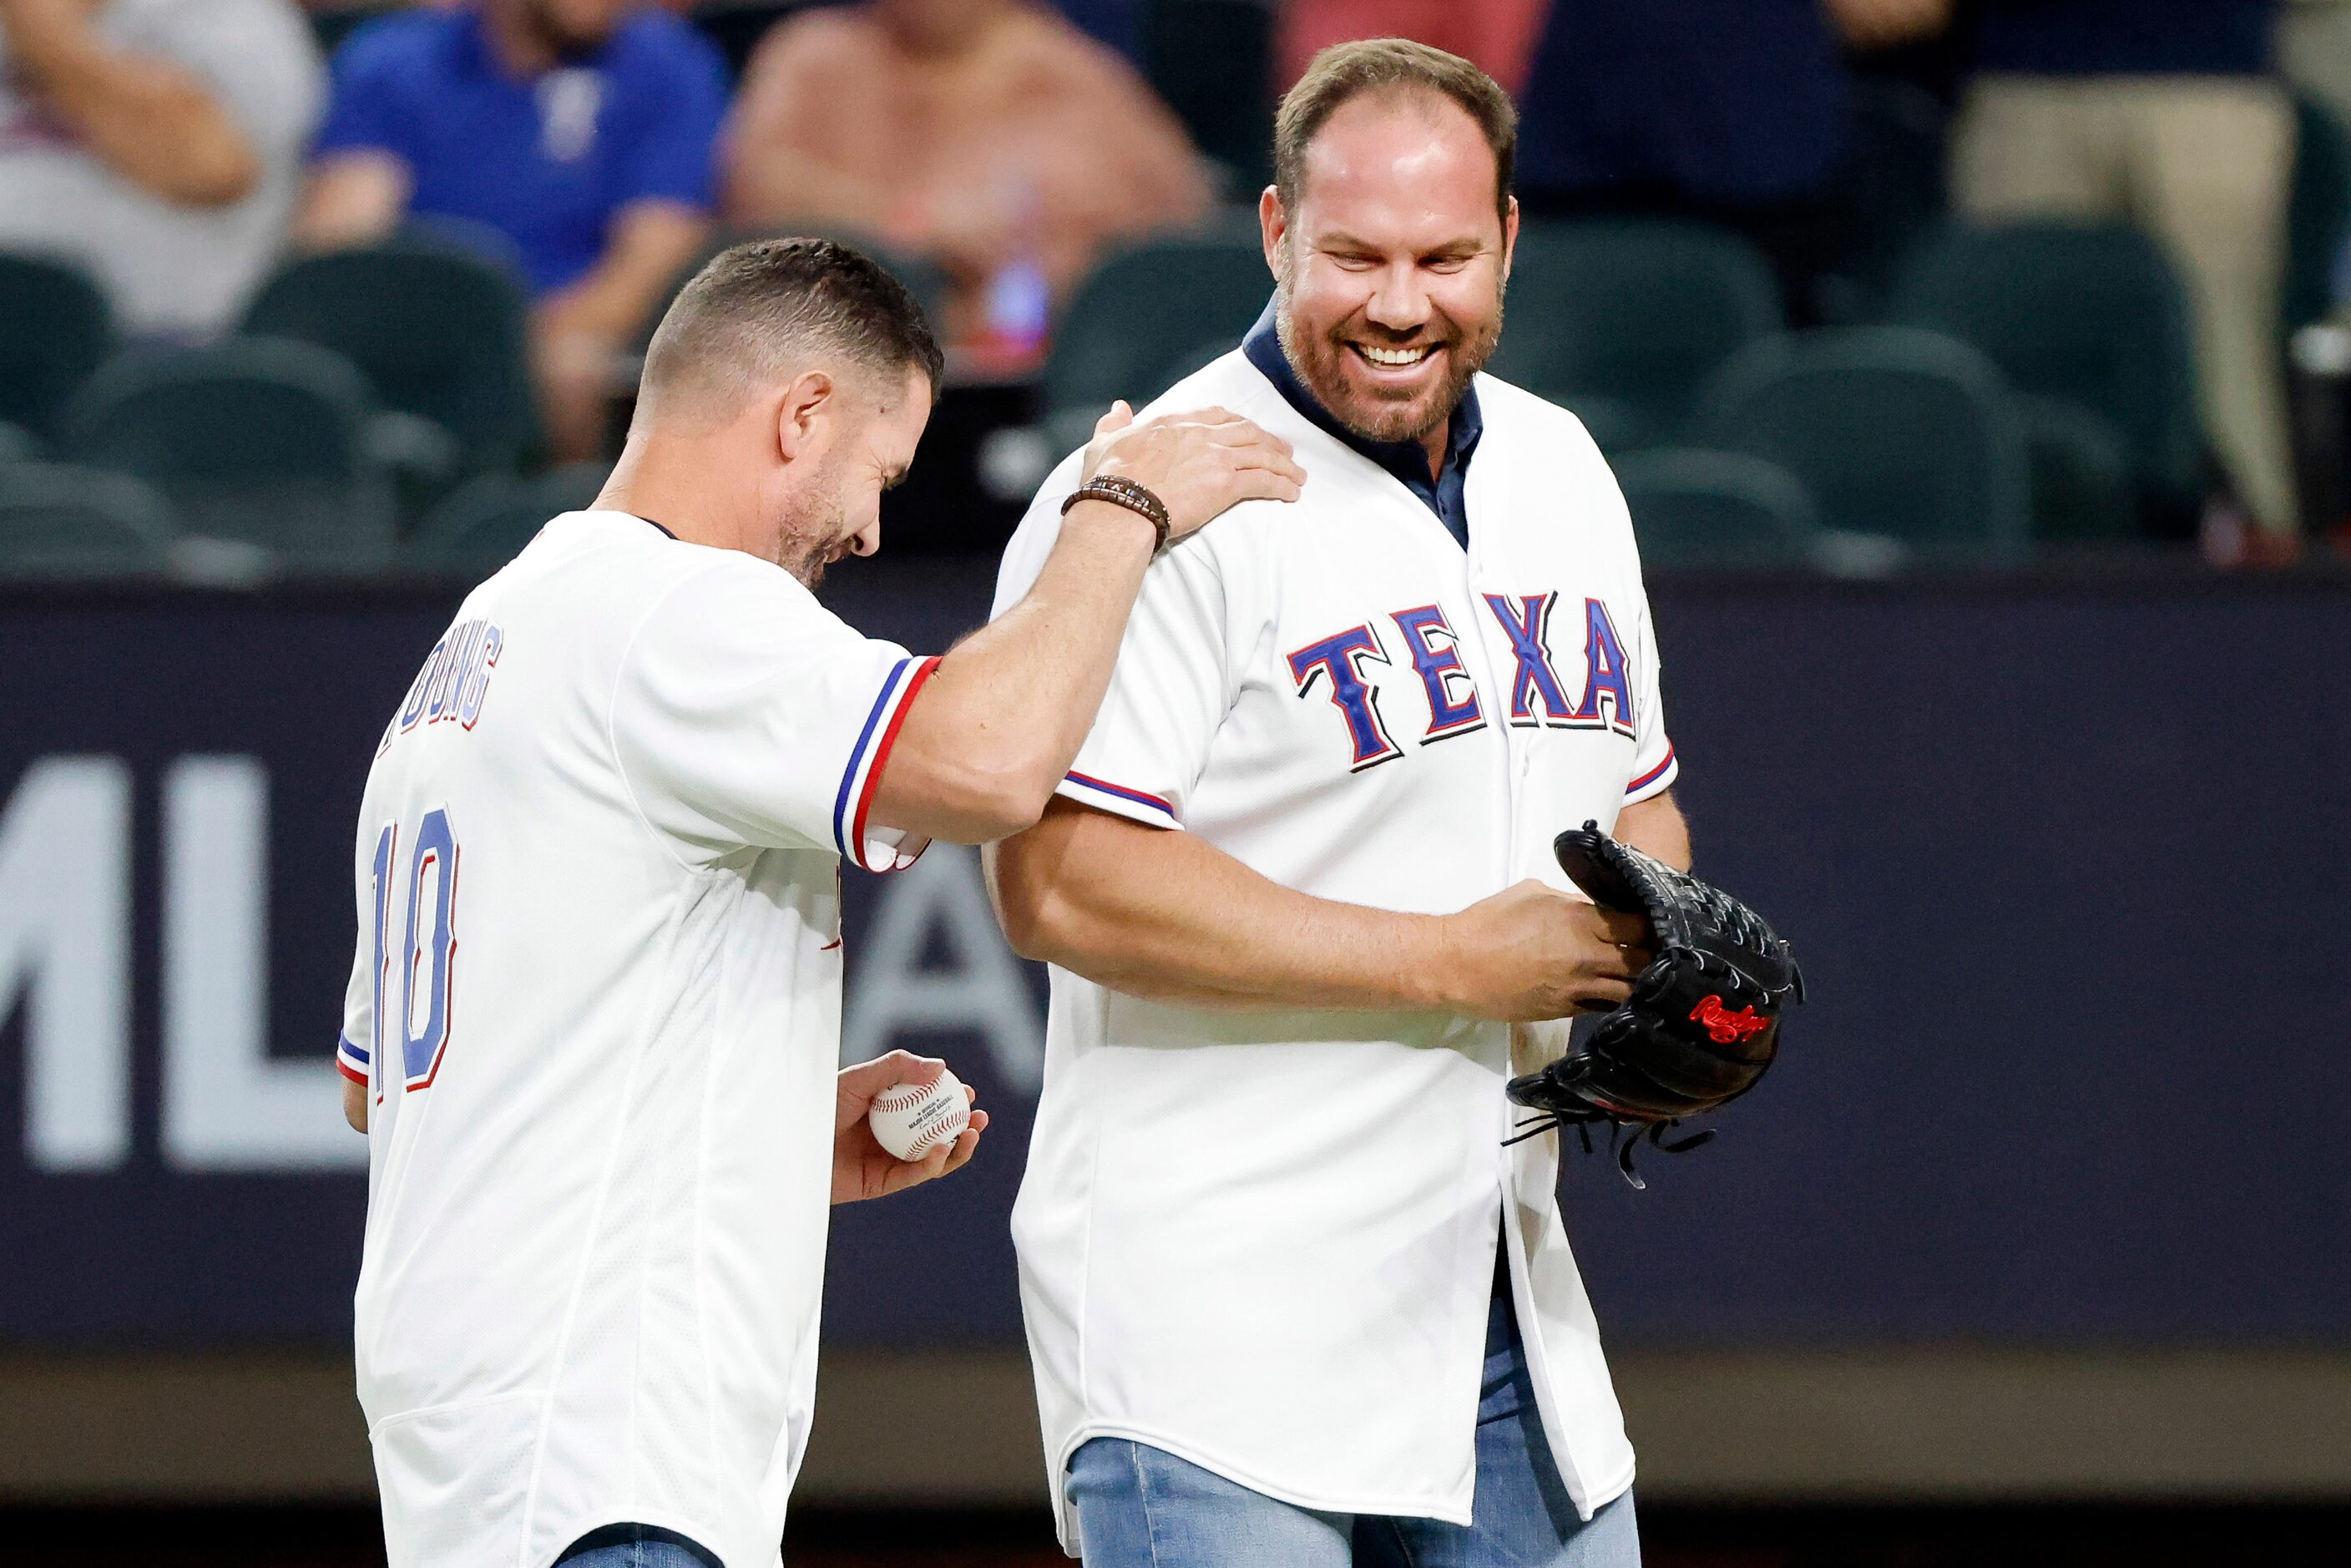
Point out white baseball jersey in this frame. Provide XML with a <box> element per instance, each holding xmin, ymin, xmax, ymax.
<box><xmin>993</xmin><ymin>350</ymin><xmax>1676</xmax><ymax>1551</ymax></box>
<box><xmin>337</xmin><ymin>511</ymin><xmax>935</xmax><ymax>1568</ymax></box>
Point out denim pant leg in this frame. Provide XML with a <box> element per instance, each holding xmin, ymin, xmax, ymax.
<box><xmin>1067</xmin><ymin>1437</ymin><xmax>1356</xmax><ymax>1568</ymax></box>
<box><xmin>1358</xmin><ymin>1258</ymin><xmax>1641</xmax><ymax>1568</ymax></box>
<box><xmin>555</xmin><ymin>1523</ymin><xmax>722</xmax><ymax>1568</ymax></box>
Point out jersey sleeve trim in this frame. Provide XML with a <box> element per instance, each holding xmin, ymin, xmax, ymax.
<box><xmin>1057</xmin><ymin>771</ymin><xmax>1181</xmax><ymax>830</ymax></box>
<box><xmin>837</xmin><ymin>655</ymin><xmax>942</xmax><ymax>871</ymax></box>
<box><xmin>1625</xmin><ymin>745</ymin><xmax>1679</xmax><ymax>803</ymax></box>
<box><xmin>336</xmin><ymin>1034</ymin><xmax>371</xmax><ymax>1085</ymax></box>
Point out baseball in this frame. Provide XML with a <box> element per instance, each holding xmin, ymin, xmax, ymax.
<box><xmin>867</xmin><ymin>1070</ymin><xmax>970</xmax><ymax>1161</ymax></box>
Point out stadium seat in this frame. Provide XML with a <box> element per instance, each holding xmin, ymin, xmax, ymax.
<box><xmin>1611</xmin><ymin>447</ymin><xmax>1825</xmax><ymax>570</ymax></box>
<box><xmin>0</xmin><ymin>462</ymin><xmax>179</xmax><ymax>580</ymax></box>
<box><xmin>1693</xmin><ymin>326</ymin><xmax>2031</xmax><ymax>563</ymax></box>
<box><xmin>2014</xmin><ymin>394</ymin><xmax>2141</xmax><ymax>543</ymax></box>
<box><xmin>0</xmin><ymin>250</ymin><xmax>115</xmax><ymax>441</ymax></box>
<box><xmin>1044</xmin><ymin>230</ymin><xmax>1269</xmax><ymax>448</ymax></box>
<box><xmin>412</xmin><ymin>462</ymin><xmax>612</xmax><ymax>576</ymax></box>
<box><xmin>1140</xmin><ymin>0</ymin><xmax>1273</xmax><ymax>196</ymax></box>
<box><xmin>1489</xmin><ymin>220</ymin><xmax>1783</xmax><ymax>452</ymax></box>
<box><xmin>59</xmin><ymin>337</ymin><xmax>396</xmax><ymax>568</ymax></box>
<box><xmin>2288</xmin><ymin>94</ymin><xmax>2351</xmax><ymax>339</ymax></box>
<box><xmin>1885</xmin><ymin>221</ymin><xmax>2202</xmax><ymax>506</ymax></box>
<box><xmin>0</xmin><ymin>422</ymin><xmax>41</xmax><ymax>463</ymax></box>
<box><xmin>243</xmin><ymin>240</ymin><xmax>540</xmax><ymax>476</ymax></box>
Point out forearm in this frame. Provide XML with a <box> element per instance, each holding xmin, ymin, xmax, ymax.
<box><xmin>10</xmin><ymin>13</ymin><xmax>258</xmax><ymax>205</ymax></box>
<box><xmin>1615</xmin><ymin>789</ymin><xmax>1691</xmax><ymax>871</ymax></box>
<box><xmin>723</xmin><ymin>144</ymin><xmax>894</xmax><ymax>236</ymax></box>
<box><xmin>988</xmin><ymin>800</ymin><xmax>1452</xmax><ymax>1011</ymax></box>
<box><xmin>874</xmin><ymin>503</ymin><xmax>1160</xmax><ymax>842</ymax></box>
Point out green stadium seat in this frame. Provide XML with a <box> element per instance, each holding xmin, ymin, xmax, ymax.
<box><xmin>2289</xmin><ymin>94</ymin><xmax>2351</xmax><ymax>338</ymax></box>
<box><xmin>1044</xmin><ymin>230</ymin><xmax>1269</xmax><ymax>448</ymax></box>
<box><xmin>1694</xmin><ymin>326</ymin><xmax>2031</xmax><ymax>564</ymax></box>
<box><xmin>1140</xmin><ymin>0</ymin><xmax>1273</xmax><ymax>196</ymax></box>
<box><xmin>412</xmin><ymin>462</ymin><xmax>613</xmax><ymax>576</ymax></box>
<box><xmin>1611</xmin><ymin>447</ymin><xmax>1825</xmax><ymax>570</ymax></box>
<box><xmin>1489</xmin><ymin>220</ymin><xmax>1783</xmax><ymax>452</ymax></box>
<box><xmin>243</xmin><ymin>240</ymin><xmax>540</xmax><ymax>476</ymax></box>
<box><xmin>1885</xmin><ymin>221</ymin><xmax>2202</xmax><ymax>505</ymax></box>
<box><xmin>0</xmin><ymin>250</ymin><xmax>115</xmax><ymax>441</ymax></box>
<box><xmin>60</xmin><ymin>337</ymin><xmax>395</xmax><ymax>568</ymax></box>
<box><xmin>0</xmin><ymin>462</ymin><xmax>180</xmax><ymax>580</ymax></box>
<box><xmin>2014</xmin><ymin>394</ymin><xmax>2140</xmax><ymax>542</ymax></box>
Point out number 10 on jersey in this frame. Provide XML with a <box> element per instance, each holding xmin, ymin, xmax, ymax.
<box><xmin>368</xmin><ymin>808</ymin><xmax>461</xmax><ymax>1095</ymax></box>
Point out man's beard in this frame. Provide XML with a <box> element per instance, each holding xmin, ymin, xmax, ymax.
<box><xmin>1275</xmin><ymin>281</ymin><xmax>1502</xmax><ymax>448</ymax></box>
<box><xmin>776</xmin><ymin>488</ymin><xmax>850</xmax><ymax>590</ymax></box>
<box><xmin>521</xmin><ymin>0</ymin><xmax>614</xmax><ymax>61</ymax></box>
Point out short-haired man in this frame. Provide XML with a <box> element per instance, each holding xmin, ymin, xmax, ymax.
<box><xmin>990</xmin><ymin>40</ymin><xmax>1685</xmax><ymax>1566</ymax></box>
<box><xmin>298</xmin><ymin>0</ymin><xmax>728</xmax><ymax>458</ymax></box>
<box><xmin>337</xmin><ymin>238</ymin><xmax>1301</xmax><ymax>1568</ymax></box>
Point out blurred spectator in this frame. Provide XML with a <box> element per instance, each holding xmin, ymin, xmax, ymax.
<box><xmin>0</xmin><ymin>0</ymin><xmax>323</xmax><ymax>336</ymax></box>
<box><xmin>1514</xmin><ymin>0</ymin><xmax>1949</xmax><ymax>321</ymax></box>
<box><xmin>1275</xmin><ymin>0</ymin><xmax>1548</xmax><ymax>94</ymax></box>
<box><xmin>720</xmin><ymin>0</ymin><xmax>1210</xmax><ymax>365</ymax></box>
<box><xmin>296</xmin><ymin>0</ymin><xmax>726</xmax><ymax>459</ymax></box>
<box><xmin>1952</xmin><ymin>0</ymin><xmax>2297</xmax><ymax>537</ymax></box>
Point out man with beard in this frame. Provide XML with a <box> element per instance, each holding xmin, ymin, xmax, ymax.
<box><xmin>336</xmin><ymin>238</ymin><xmax>1302</xmax><ymax>1568</ymax></box>
<box><xmin>986</xmin><ymin>38</ymin><xmax>1689</xmax><ymax>1568</ymax></box>
<box><xmin>297</xmin><ymin>0</ymin><xmax>726</xmax><ymax>458</ymax></box>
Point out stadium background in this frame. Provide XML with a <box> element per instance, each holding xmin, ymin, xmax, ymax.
<box><xmin>4</xmin><ymin>0</ymin><xmax>2350</xmax><ymax>1563</ymax></box>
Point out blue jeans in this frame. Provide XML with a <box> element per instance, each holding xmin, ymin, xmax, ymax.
<box><xmin>1066</xmin><ymin>1261</ymin><xmax>1640</xmax><ymax>1567</ymax></box>
<box><xmin>556</xmin><ymin>1524</ymin><xmax>720</xmax><ymax>1568</ymax></box>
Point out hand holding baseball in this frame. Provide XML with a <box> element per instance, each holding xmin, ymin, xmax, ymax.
<box><xmin>831</xmin><ymin>1050</ymin><xmax>988</xmax><ymax>1204</ymax></box>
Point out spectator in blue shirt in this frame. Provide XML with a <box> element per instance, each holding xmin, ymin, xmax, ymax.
<box><xmin>1951</xmin><ymin>0</ymin><xmax>2295</xmax><ymax>543</ymax></box>
<box><xmin>296</xmin><ymin>0</ymin><xmax>727</xmax><ymax>458</ymax></box>
<box><xmin>1514</xmin><ymin>0</ymin><xmax>1948</xmax><ymax>321</ymax></box>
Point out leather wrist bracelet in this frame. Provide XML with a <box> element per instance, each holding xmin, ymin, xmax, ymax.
<box><xmin>1062</xmin><ymin>474</ymin><xmax>1172</xmax><ymax>554</ymax></box>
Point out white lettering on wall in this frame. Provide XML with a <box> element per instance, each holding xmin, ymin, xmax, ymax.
<box><xmin>0</xmin><ymin>757</ymin><xmax>132</xmax><ymax>1171</ymax></box>
<box><xmin>162</xmin><ymin>756</ymin><xmax>364</xmax><ymax>1171</ymax></box>
<box><xmin>842</xmin><ymin>846</ymin><xmax>1045</xmax><ymax>1093</ymax></box>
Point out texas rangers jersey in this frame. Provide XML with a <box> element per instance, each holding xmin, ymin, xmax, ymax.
<box><xmin>993</xmin><ymin>352</ymin><xmax>1676</xmax><ymax>1551</ymax></box>
<box><xmin>337</xmin><ymin>511</ymin><xmax>934</xmax><ymax>1568</ymax></box>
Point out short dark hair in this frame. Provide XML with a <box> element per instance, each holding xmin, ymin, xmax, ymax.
<box><xmin>641</xmin><ymin>237</ymin><xmax>944</xmax><ymax>417</ymax></box>
<box><xmin>1273</xmin><ymin>38</ymin><xmax>1518</xmax><ymax>227</ymax></box>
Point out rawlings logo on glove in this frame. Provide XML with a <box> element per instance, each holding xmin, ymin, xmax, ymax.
<box><xmin>1505</xmin><ymin>822</ymin><xmax>1804</xmax><ymax>1186</ymax></box>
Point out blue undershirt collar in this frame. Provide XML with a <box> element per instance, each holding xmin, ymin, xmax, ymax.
<box><xmin>1241</xmin><ymin>297</ymin><xmax>1483</xmax><ymax>546</ymax></box>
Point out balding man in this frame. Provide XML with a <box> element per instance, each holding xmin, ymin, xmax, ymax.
<box><xmin>988</xmin><ymin>41</ymin><xmax>1680</xmax><ymax>1567</ymax></box>
<box><xmin>334</xmin><ymin>238</ymin><xmax>1302</xmax><ymax>1568</ymax></box>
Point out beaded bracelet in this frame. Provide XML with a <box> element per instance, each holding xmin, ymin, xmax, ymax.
<box><xmin>1062</xmin><ymin>474</ymin><xmax>1173</xmax><ymax>554</ymax></box>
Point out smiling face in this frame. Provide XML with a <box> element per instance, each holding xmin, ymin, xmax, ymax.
<box><xmin>767</xmin><ymin>364</ymin><xmax>932</xmax><ymax>589</ymax></box>
<box><xmin>1263</xmin><ymin>88</ymin><xmax>1514</xmax><ymax>453</ymax></box>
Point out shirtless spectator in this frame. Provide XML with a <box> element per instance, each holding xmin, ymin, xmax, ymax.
<box><xmin>721</xmin><ymin>0</ymin><xmax>1211</xmax><ymax>362</ymax></box>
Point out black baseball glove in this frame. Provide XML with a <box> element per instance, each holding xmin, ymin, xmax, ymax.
<box><xmin>1505</xmin><ymin>821</ymin><xmax>1803</xmax><ymax>1186</ymax></box>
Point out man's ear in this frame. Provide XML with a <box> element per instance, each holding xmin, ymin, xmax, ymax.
<box><xmin>1500</xmin><ymin>195</ymin><xmax>1519</xmax><ymax>283</ymax></box>
<box><xmin>1259</xmin><ymin>186</ymin><xmax>1287</xmax><ymax>283</ymax></box>
<box><xmin>775</xmin><ymin>370</ymin><xmax>835</xmax><ymax>463</ymax></box>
